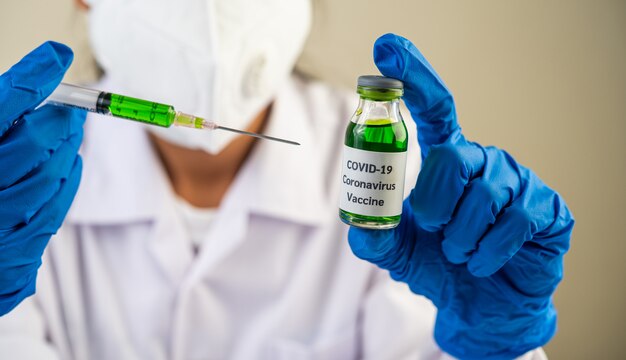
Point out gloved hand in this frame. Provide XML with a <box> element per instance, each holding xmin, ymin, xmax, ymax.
<box><xmin>348</xmin><ymin>33</ymin><xmax>575</xmax><ymax>360</ymax></box>
<box><xmin>0</xmin><ymin>42</ymin><xmax>85</xmax><ymax>316</ymax></box>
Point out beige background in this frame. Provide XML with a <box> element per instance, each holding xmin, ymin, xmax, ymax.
<box><xmin>1</xmin><ymin>0</ymin><xmax>624</xmax><ymax>358</ymax></box>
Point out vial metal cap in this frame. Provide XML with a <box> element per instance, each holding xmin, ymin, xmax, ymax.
<box><xmin>357</xmin><ymin>75</ymin><xmax>403</xmax><ymax>89</ymax></box>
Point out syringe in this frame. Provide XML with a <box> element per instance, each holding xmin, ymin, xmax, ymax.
<box><xmin>45</xmin><ymin>83</ymin><xmax>300</xmax><ymax>146</ymax></box>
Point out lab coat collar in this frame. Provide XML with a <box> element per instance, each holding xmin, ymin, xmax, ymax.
<box><xmin>65</xmin><ymin>108</ymin><xmax>168</xmax><ymax>224</ymax></box>
<box><xmin>66</xmin><ymin>75</ymin><xmax>331</xmax><ymax>227</ymax></box>
<box><xmin>239</xmin><ymin>75</ymin><xmax>331</xmax><ymax>226</ymax></box>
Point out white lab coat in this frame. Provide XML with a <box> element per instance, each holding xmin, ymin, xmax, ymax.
<box><xmin>0</xmin><ymin>75</ymin><xmax>545</xmax><ymax>360</ymax></box>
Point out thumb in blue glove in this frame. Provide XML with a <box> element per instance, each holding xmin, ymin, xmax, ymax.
<box><xmin>0</xmin><ymin>41</ymin><xmax>86</xmax><ymax>316</ymax></box>
<box><xmin>348</xmin><ymin>34</ymin><xmax>574</xmax><ymax>359</ymax></box>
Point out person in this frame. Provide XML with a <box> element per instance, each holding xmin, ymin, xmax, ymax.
<box><xmin>0</xmin><ymin>0</ymin><xmax>574</xmax><ymax>359</ymax></box>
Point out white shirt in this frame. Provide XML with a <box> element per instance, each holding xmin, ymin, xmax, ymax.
<box><xmin>0</xmin><ymin>75</ymin><xmax>545</xmax><ymax>360</ymax></box>
<box><xmin>174</xmin><ymin>198</ymin><xmax>217</xmax><ymax>251</ymax></box>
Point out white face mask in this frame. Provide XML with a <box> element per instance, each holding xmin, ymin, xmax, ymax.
<box><xmin>88</xmin><ymin>0</ymin><xmax>312</xmax><ymax>154</ymax></box>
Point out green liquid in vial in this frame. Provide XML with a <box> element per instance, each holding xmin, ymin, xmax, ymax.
<box><xmin>340</xmin><ymin>119</ymin><xmax>408</xmax><ymax>229</ymax></box>
<box><xmin>107</xmin><ymin>94</ymin><xmax>176</xmax><ymax>127</ymax></box>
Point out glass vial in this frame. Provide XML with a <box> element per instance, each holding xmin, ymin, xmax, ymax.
<box><xmin>339</xmin><ymin>75</ymin><xmax>408</xmax><ymax>229</ymax></box>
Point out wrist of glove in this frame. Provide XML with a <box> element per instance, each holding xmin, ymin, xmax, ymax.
<box><xmin>348</xmin><ymin>33</ymin><xmax>574</xmax><ymax>359</ymax></box>
<box><xmin>435</xmin><ymin>304</ymin><xmax>556</xmax><ymax>360</ymax></box>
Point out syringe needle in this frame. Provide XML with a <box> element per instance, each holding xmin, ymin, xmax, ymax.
<box><xmin>215</xmin><ymin>125</ymin><xmax>300</xmax><ymax>146</ymax></box>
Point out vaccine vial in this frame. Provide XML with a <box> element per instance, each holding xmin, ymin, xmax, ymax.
<box><xmin>339</xmin><ymin>75</ymin><xmax>408</xmax><ymax>229</ymax></box>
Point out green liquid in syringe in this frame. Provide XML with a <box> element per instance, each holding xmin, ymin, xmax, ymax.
<box><xmin>102</xmin><ymin>93</ymin><xmax>177</xmax><ymax>127</ymax></box>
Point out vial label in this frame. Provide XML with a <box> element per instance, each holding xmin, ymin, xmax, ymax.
<box><xmin>339</xmin><ymin>146</ymin><xmax>407</xmax><ymax>217</ymax></box>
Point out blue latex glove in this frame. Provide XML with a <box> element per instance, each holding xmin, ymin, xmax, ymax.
<box><xmin>348</xmin><ymin>34</ymin><xmax>575</xmax><ymax>360</ymax></box>
<box><xmin>0</xmin><ymin>42</ymin><xmax>85</xmax><ymax>316</ymax></box>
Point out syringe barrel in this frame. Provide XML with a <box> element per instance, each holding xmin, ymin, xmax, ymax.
<box><xmin>46</xmin><ymin>83</ymin><xmax>103</xmax><ymax>112</ymax></box>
